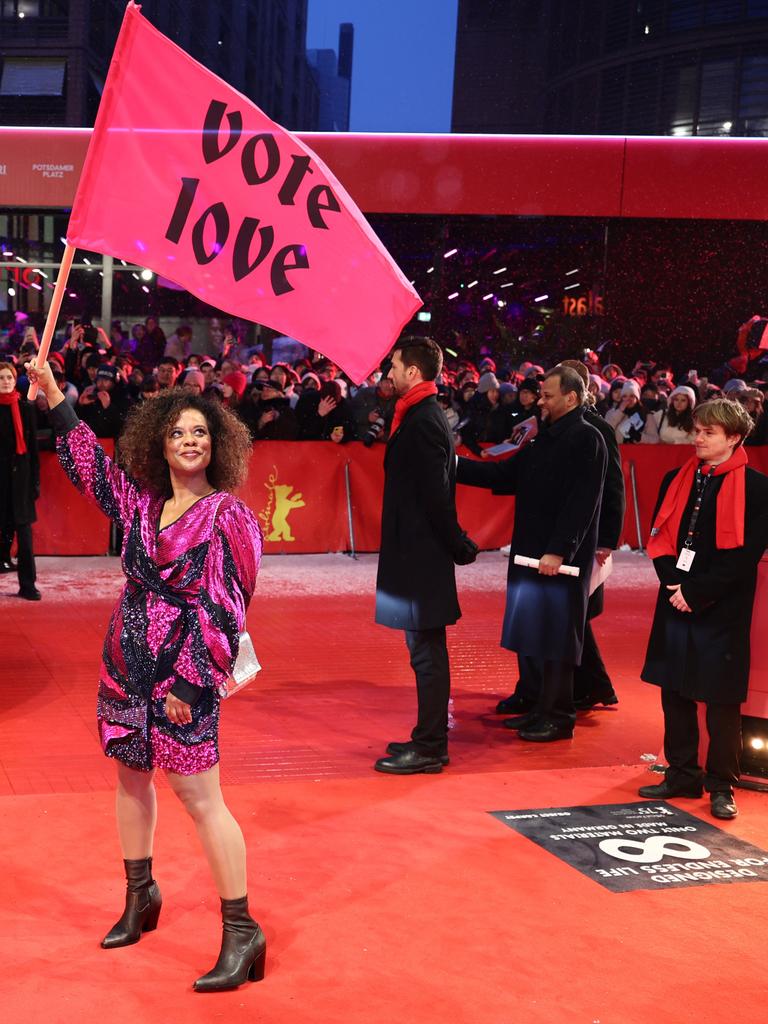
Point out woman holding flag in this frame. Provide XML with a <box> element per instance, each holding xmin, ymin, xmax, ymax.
<box><xmin>26</xmin><ymin>358</ymin><xmax>266</xmax><ymax>993</ymax></box>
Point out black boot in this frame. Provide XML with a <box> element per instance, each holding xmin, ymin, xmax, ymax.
<box><xmin>194</xmin><ymin>896</ymin><xmax>266</xmax><ymax>992</ymax></box>
<box><xmin>101</xmin><ymin>857</ymin><xmax>162</xmax><ymax>949</ymax></box>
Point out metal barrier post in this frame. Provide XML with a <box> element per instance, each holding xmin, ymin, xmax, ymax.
<box><xmin>344</xmin><ymin>460</ymin><xmax>357</xmax><ymax>559</ymax></box>
<box><xmin>629</xmin><ymin>461</ymin><xmax>644</xmax><ymax>552</ymax></box>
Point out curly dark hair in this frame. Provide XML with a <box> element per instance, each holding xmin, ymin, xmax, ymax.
<box><xmin>119</xmin><ymin>390</ymin><xmax>253</xmax><ymax>495</ymax></box>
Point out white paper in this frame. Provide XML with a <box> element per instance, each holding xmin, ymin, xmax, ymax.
<box><xmin>513</xmin><ymin>555</ymin><xmax>580</xmax><ymax>577</ymax></box>
<box><xmin>589</xmin><ymin>553</ymin><xmax>613</xmax><ymax>595</ymax></box>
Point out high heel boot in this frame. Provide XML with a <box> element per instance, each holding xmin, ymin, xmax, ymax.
<box><xmin>193</xmin><ymin>896</ymin><xmax>266</xmax><ymax>992</ymax></box>
<box><xmin>101</xmin><ymin>857</ymin><xmax>162</xmax><ymax>949</ymax></box>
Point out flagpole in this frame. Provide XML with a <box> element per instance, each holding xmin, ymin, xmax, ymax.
<box><xmin>27</xmin><ymin>242</ymin><xmax>76</xmax><ymax>401</ymax></box>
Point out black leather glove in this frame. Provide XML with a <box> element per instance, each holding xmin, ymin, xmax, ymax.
<box><xmin>454</xmin><ymin>532</ymin><xmax>479</xmax><ymax>565</ymax></box>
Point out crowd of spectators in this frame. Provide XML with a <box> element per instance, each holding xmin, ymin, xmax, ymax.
<box><xmin>2</xmin><ymin>311</ymin><xmax>767</xmax><ymax>450</ymax></box>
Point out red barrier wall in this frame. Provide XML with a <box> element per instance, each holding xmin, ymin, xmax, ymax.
<box><xmin>32</xmin><ymin>442</ymin><xmax>768</xmax><ymax>556</ymax></box>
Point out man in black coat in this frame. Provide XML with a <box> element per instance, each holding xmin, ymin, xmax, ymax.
<box><xmin>458</xmin><ymin>366</ymin><xmax>607</xmax><ymax>741</ymax></box>
<box><xmin>374</xmin><ymin>338</ymin><xmax>478</xmax><ymax>775</ymax></box>
<box><xmin>0</xmin><ymin>361</ymin><xmax>40</xmax><ymax>599</ymax></box>
<box><xmin>639</xmin><ymin>398</ymin><xmax>768</xmax><ymax>820</ymax></box>
<box><xmin>496</xmin><ymin>360</ymin><xmax>625</xmax><ymax>717</ymax></box>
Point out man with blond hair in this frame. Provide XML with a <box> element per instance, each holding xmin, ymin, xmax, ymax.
<box><xmin>640</xmin><ymin>399</ymin><xmax>768</xmax><ymax>819</ymax></box>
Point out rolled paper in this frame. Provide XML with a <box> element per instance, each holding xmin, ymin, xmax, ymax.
<box><xmin>513</xmin><ymin>554</ymin><xmax>580</xmax><ymax>577</ymax></box>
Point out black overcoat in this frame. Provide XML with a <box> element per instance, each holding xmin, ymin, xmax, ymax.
<box><xmin>457</xmin><ymin>408</ymin><xmax>606</xmax><ymax>664</ymax></box>
<box><xmin>0</xmin><ymin>401</ymin><xmax>39</xmax><ymax>525</ymax></box>
<box><xmin>375</xmin><ymin>396</ymin><xmax>466</xmax><ymax>631</ymax></box>
<box><xmin>642</xmin><ymin>464</ymin><xmax>768</xmax><ymax>703</ymax></box>
<box><xmin>584</xmin><ymin>406</ymin><xmax>626</xmax><ymax>618</ymax></box>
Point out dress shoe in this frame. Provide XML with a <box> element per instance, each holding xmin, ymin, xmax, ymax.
<box><xmin>18</xmin><ymin>587</ymin><xmax>41</xmax><ymax>601</ymax></box>
<box><xmin>495</xmin><ymin>693</ymin><xmax>534</xmax><ymax>715</ymax></box>
<box><xmin>711</xmin><ymin>792</ymin><xmax>738</xmax><ymax>820</ymax></box>
<box><xmin>0</xmin><ymin>559</ymin><xmax>16</xmax><ymax>574</ymax></box>
<box><xmin>502</xmin><ymin>711</ymin><xmax>540</xmax><ymax>731</ymax></box>
<box><xmin>374</xmin><ymin>748</ymin><xmax>443</xmax><ymax>775</ymax></box>
<box><xmin>386</xmin><ymin>741</ymin><xmax>449</xmax><ymax>765</ymax></box>
<box><xmin>518</xmin><ymin>720</ymin><xmax>573</xmax><ymax>742</ymax></box>
<box><xmin>574</xmin><ymin>689</ymin><xmax>618</xmax><ymax>711</ymax></box>
<box><xmin>638</xmin><ymin>778</ymin><xmax>703</xmax><ymax>799</ymax></box>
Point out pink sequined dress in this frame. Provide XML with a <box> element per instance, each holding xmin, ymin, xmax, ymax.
<box><xmin>51</xmin><ymin>404</ymin><xmax>262</xmax><ymax>775</ymax></box>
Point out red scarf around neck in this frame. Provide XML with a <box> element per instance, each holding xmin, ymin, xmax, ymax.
<box><xmin>390</xmin><ymin>380</ymin><xmax>438</xmax><ymax>438</ymax></box>
<box><xmin>646</xmin><ymin>446</ymin><xmax>747</xmax><ymax>558</ymax></box>
<box><xmin>0</xmin><ymin>390</ymin><xmax>27</xmax><ymax>455</ymax></box>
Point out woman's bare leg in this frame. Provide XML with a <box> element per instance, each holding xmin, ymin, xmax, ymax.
<box><xmin>115</xmin><ymin>761</ymin><xmax>157</xmax><ymax>859</ymax></box>
<box><xmin>165</xmin><ymin>764</ymin><xmax>247</xmax><ymax>898</ymax></box>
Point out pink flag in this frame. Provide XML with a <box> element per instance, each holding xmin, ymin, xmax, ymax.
<box><xmin>67</xmin><ymin>3</ymin><xmax>421</xmax><ymax>383</ymax></box>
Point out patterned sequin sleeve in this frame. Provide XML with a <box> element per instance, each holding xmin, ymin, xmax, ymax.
<box><xmin>49</xmin><ymin>400</ymin><xmax>140</xmax><ymax>524</ymax></box>
<box><xmin>195</xmin><ymin>498</ymin><xmax>264</xmax><ymax>695</ymax></box>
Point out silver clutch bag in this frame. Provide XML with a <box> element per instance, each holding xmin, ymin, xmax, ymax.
<box><xmin>223</xmin><ymin>631</ymin><xmax>261</xmax><ymax>698</ymax></box>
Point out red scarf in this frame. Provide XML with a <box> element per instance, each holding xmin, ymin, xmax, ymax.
<box><xmin>389</xmin><ymin>381</ymin><xmax>438</xmax><ymax>438</ymax></box>
<box><xmin>647</xmin><ymin>447</ymin><xmax>747</xmax><ymax>558</ymax></box>
<box><xmin>0</xmin><ymin>390</ymin><xmax>27</xmax><ymax>455</ymax></box>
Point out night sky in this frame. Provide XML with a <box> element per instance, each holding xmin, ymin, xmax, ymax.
<box><xmin>306</xmin><ymin>0</ymin><xmax>458</xmax><ymax>133</ymax></box>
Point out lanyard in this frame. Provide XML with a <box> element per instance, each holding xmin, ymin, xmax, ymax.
<box><xmin>683</xmin><ymin>466</ymin><xmax>710</xmax><ymax>549</ymax></box>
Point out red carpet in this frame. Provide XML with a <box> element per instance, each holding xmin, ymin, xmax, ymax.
<box><xmin>1</xmin><ymin>553</ymin><xmax>765</xmax><ymax>1023</ymax></box>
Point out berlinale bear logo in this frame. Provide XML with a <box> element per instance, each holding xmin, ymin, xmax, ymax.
<box><xmin>259</xmin><ymin>466</ymin><xmax>306</xmax><ymax>542</ymax></box>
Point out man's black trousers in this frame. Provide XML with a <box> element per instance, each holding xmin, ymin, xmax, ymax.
<box><xmin>405</xmin><ymin>627</ymin><xmax>450</xmax><ymax>757</ymax></box>
<box><xmin>661</xmin><ymin>688</ymin><xmax>741</xmax><ymax>794</ymax></box>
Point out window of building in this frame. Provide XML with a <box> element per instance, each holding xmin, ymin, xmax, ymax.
<box><xmin>697</xmin><ymin>58</ymin><xmax>736</xmax><ymax>134</ymax></box>
<box><xmin>0</xmin><ymin>57</ymin><xmax>65</xmax><ymax>95</ymax></box>
<box><xmin>662</xmin><ymin>62</ymin><xmax>697</xmax><ymax>135</ymax></box>
<box><xmin>668</xmin><ymin>0</ymin><xmax>703</xmax><ymax>31</ymax></box>
<box><xmin>739</xmin><ymin>54</ymin><xmax>768</xmax><ymax>134</ymax></box>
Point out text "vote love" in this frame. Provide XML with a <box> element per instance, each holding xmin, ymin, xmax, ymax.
<box><xmin>165</xmin><ymin>99</ymin><xmax>342</xmax><ymax>295</ymax></box>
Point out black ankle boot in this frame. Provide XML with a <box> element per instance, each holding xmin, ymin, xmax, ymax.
<box><xmin>101</xmin><ymin>857</ymin><xmax>162</xmax><ymax>949</ymax></box>
<box><xmin>193</xmin><ymin>896</ymin><xmax>266</xmax><ymax>992</ymax></box>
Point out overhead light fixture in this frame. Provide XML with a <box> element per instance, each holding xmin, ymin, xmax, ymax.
<box><xmin>142</xmin><ymin>285</ymin><xmax>150</xmax><ymax>293</ymax></box>
<box><xmin>132</xmin><ymin>272</ymin><xmax>140</xmax><ymax>280</ymax></box>
<box><xmin>467</xmin><ymin>280</ymin><xmax>478</xmax><ymax>289</ymax></box>
<box><xmin>2</xmin><ymin>250</ymin><xmax>13</xmax><ymax>257</ymax></box>
<box><xmin>564</xmin><ymin>282</ymin><xmax>580</xmax><ymax>290</ymax></box>
<box><xmin>443</xmin><ymin>248</ymin><xmax>458</xmax><ymax>258</ymax></box>
<box><xmin>7</xmin><ymin>287</ymin><xmax>15</xmax><ymax>297</ymax></box>
<box><xmin>493</xmin><ymin>267</ymin><xmax>507</xmax><ymax>275</ymax></box>
<box><xmin>15</xmin><ymin>255</ymin><xmax>27</xmax><ymax>264</ymax></box>
<box><xmin>482</xmin><ymin>293</ymin><xmax>493</xmax><ymax>301</ymax></box>
<box><xmin>565</xmin><ymin>268</ymin><xmax>579</xmax><ymax>276</ymax></box>
<box><xmin>426</xmin><ymin>267</ymin><xmax>434</xmax><ymax>274</ymax></box>
<box><xmin>30</xmin><ymin>282</ymin><xmax>42</xmax><ymax>290</ymax></box>
<box><xmin>448</xmin><ymin>291</ymin><xmax>459</xmax><ymax>300</ymax></box>
<box><xmin>500</xmin><ymin>282</ymin><xmax>514</xmax><ymax>289</ymax></box>
<box><xmin>140</xmin><ymin>269</ymin><xmax>154</xmax><ymax>281</ymax></box>
<box><xmin>33</xmin><ymin>269</ymin><xmax>48</xmax><ymax>278</ymax></box>
<box><xmin>723</xmin><ymin>121</ymin><xmax>733</xmax><ymax>131</ymax></box>
<box><xmin>534</xmin><ymin>294</ymin><xmax>549</xmax><ymax>302</ymax></box>
<box><xmin>83</xmin><ymin>257</ymin><xmax>91</xmax><ymax>265</ymax></box>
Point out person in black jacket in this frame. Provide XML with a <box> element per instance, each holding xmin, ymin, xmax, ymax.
<box><xmin>497</xmin><ymin>359</ymin><xmax>625</xmax><ymax>716</ymax></box>
<box><xmin>374</xmin><ymin>338</ymin><xmax>478</xmax><ymax>775</ymax></box>
<box><xmin>0</xmin><ymin>362</ymin><xmax>40</xmax><ymax>599</ymax></box>
<box><xmin>458</xmin><ymin>366</ymin><xmax>606</xmax><ymax>742</ymax></box>
<box><xmin>638</xmin><ymin>398</ymin><xmax>768</xmax><ymax>820</ymax></box>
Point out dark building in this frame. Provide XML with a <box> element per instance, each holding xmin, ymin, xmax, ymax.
<box><xmin>0</xmin><ymin>0</ymin><xmax>319</xmax><ymax>130</ymax></box>
<box><xmin>307</xmin><ymin>22</ymin><xmax>354</xmax><ymax>131</ymax></box>
<box><xmin>453</xmin><ymin>0</ymin><xmax>768</xmax><ymax>137</ymax></box>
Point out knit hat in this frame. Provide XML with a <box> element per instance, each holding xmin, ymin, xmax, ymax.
<box><xmin>723</xmin><ymin>378</ymin><xmax>748</xmax><ymax>395</ymax></box>
<box><xmin>518</xmin><ymin>378</ymin><xmax>540</xmax><ymax>397</ymax></box>
<box><xmin>222</xmin><ymin>371</ymin><xmax>247</xmax><ymax>399</ymax></box>
<box><xmin>301</xmin><ymin>371</ymin><xmax>321</xmax><ymax>388</ymax></box>
<box><xmin>96</xmin><ymin>364</ymin><xmax>118</xmax><ymax>381</ymax></box>
<box><xmin>669</xmin><ymin>385</ymin><xmax>697</xmax><ymax>408</ymax></box>
<box><xmin>477</xmin><ymin>371</ymin><xmax>500</xmax><ymax>394</ymax></box>
<box><xmin>499</xmin><ymin>382</ymin><xmax>516</xmax><ymax>397</ymax></box>
<box><xmin>589</xmin><ymin>373</ymin><xmax>609</xmax><ymax>395</ymax></box>
<box><xmin>182</xmin><ymin>369</ymin><xmax>205</xmax><ymax>390</ymax></box>
<box><xmin>621</xmin><ymin>379</ymin><xmax>641</xmax><ymax>401</ymax></box>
